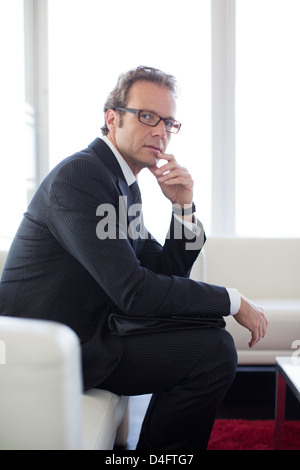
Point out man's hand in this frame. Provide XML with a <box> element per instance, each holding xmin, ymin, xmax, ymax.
<box><xmin>234</xmin><ymin>296</ymin><xmax>268</xmax><ymax>348</ymax></box>
<box><xmin>149</xmin><ymin>152</ymin><xmax>194</xmax><ymax>208</ymax></box>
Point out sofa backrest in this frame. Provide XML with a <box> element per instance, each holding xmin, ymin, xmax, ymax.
<box><xmin>202</xmin><ymin>237</ymin><xmax>300</xmax><ymax>299</ymax></box>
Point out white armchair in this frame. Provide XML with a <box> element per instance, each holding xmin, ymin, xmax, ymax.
<box><xmin>0</xmin><ymin>316</ymin><xmax>129</xmax><ymax>450</ymax></box>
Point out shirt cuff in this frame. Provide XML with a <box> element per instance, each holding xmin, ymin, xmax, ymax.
<box><xmin>226</xmin><ymin>288</ymin><xmax>241</xmax><ymax>315</ymax></box>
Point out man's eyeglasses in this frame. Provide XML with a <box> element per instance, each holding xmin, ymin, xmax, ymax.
<box><xmin>115</xmin><ymin>108</ymin><xmax>181</xmax><ymax>134</ymax></box>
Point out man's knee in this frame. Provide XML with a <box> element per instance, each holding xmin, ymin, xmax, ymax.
<box><xmin>188</xmin><ymin>327</ymin><xmax>237</xmax><ymax>385</ymax></box>
<box><xmin>215</xmin><ymin>328</ymin><xmax>237</xmax><ymax>384</ymax></box>
<box><xmin>197</xmin><ymin>328</ymin><xmax>237</xmax><ymax>384</ymax></box>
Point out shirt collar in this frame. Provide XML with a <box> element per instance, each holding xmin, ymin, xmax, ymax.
<box><xmin>101</xmin><ymin>135</ymin><xmax>136</xmax><ymax>186</ymax></box>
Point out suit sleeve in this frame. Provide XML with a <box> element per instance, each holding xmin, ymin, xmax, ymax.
<box><xmin>46</xmin><ymin>158</ymin><xmax>230</xmax><ymax>319</ymax></box>
<box><xmin>138</xmin><ymin>216</ymin><xmax>205</xmax><ymax>277</ymax></box>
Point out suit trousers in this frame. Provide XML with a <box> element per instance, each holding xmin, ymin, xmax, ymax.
<box><xmin>99</xmin><ymin>325</ymin><xmax>237</xmax><ymax>450</ymax></box>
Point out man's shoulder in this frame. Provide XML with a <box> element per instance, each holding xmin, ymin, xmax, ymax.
<box><xmin>49</xmin><ymin>140</ymin><xmax>114</xmax><ymax>181</ymax></box>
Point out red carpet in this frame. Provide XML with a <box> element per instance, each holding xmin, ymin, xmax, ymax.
<box><xmin>207</xmin><ymin>419</ymin><xmax>300</xmax><ymax>450</ymax></box>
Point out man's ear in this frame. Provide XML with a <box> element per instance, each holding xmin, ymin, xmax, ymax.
<box><xmin>106</xmin><ymin>109</ymin><xmax>119</xmax><ymax>133</ymax></box>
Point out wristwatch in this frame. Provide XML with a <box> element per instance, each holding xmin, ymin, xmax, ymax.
<box><xmin>172</xmin><ymin>202</ymin><xmax>196</xmax><ymax>216</ymax></box>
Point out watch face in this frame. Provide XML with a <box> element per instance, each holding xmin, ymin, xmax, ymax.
<box><xmin>172</xmin><ymin>203</ymin><xmax>196</xmax><ymax>216</ymax></box>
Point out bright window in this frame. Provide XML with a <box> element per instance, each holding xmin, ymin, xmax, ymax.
<box><xmin>236</xmin><ymin>0</ymin><xmax>300</xmax><ymax>237</ymax></box>
<box><xmin>48</xmin><ymin>0</ymin><xmax>212</xmax><ymax>242</ymax></box>
<box><xmin>0</xmin><ymin>1</ymin><xmax>27</xmax><ymax>250</ymax></box>
<box><xmin>2</xmin><ymin>1</ymin><xmax>299</xmax><ymax>251</ymax></box>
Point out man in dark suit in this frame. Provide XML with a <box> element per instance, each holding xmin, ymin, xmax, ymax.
<box><xmin>0</xmin><ymin>66</ymin><xmax>267</xmax><ymax>449</ymax></box>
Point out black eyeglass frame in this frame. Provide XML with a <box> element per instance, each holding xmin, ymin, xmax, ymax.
<box><xmin>115</xmin><ymin>107</ymin><xmax>181</xmax><ymax>134</ymax></box>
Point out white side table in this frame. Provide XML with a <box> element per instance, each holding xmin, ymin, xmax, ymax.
<box><xmin>274</xmin><ymin>356</ymin><xmax>300</xmax><ymax>450</ymax></box>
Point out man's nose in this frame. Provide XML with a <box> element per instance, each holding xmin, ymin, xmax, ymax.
<box><xmin>152</xmin><ymin>120</ymin><xmax>167</xmax><ymax>138</ymax></box>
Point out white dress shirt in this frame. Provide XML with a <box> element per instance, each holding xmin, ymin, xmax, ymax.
<box><xmin>101</xmin><ymin>136</ymin><xmax>241</xmax><ymax>315</ymax></box>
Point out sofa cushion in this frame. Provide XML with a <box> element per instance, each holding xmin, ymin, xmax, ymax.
<box><xmin>81</xmin><ymin>390</ymin><xmax>129</xmax><ymax>450</ymax></box>
<box><xmin>0</xmin><ymin>317</ymin><xmax>82</xmax><ymax>449</ymax></box>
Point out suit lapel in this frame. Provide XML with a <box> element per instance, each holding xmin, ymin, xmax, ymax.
<box><xmin>88</xmin><ymin>138</ymin><xmax>140</xmax><ymax>249</ymax></box>
<box><xmin>88</xmin><ymin>138</ymin><xmax>134</xmax><ymax>205</ymax></box>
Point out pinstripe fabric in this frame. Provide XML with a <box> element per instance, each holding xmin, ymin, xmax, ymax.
<box><xmin>0</xmin><ymin>138</ymin><xmax>231</xmax><ymax>392</ymax></box>
<box><xmin>100</xmin><ymin>326</ymin><xmax>237</xmax><ymax>449</ymax></box>
<box><xmin>129</xmin><ymin>181</ymin><xmax>142</xmax><ymax>204</ymax></box>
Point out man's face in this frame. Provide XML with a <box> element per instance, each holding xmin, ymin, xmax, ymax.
<box><xmin>107</xmin><ymin>80</ymin><xmax>177</xmax><ymax>175</ymax></box>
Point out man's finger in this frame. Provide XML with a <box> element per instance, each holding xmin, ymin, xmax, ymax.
<box><xmin>249</xmin><ymin>330</ymin><xmax>259</xmax><ymax>348</ymax></box>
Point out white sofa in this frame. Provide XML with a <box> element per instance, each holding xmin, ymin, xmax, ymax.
<box><xmin>0</xmin><ymin>251</ymin><xmax>129</xmax><ymax>450</ymax></box>
<box><xmin>190</xmin><ymin>237</ymin><xmax>300</xmax><ymax>365</ymax></box>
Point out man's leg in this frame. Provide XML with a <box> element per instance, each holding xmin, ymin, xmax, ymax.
<box><xmin>99</xmin><ymin>326</ymin><xmax>237</xmax><ymax>450</ymax></box>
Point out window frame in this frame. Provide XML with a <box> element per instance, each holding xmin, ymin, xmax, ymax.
<box><xmin>24</xmin><ymin>0</ymin><xmax>49</xmax><ymax>203</ymax></box>
<box><xmin>211</xmin><ymin>0</ymin><xmax>236</xmax><ymax>236</ymax></box>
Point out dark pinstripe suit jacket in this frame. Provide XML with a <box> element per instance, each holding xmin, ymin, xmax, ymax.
<box><xmin>0</xmin><ymin>138</ymin><xmax>230</xmax><ymax>390</ymax></box>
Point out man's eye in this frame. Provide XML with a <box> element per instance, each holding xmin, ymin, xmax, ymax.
<box><xmin>140</xmin><ymin>113</ymin><xmax>154</xmax><ymax>121</ymax></box>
